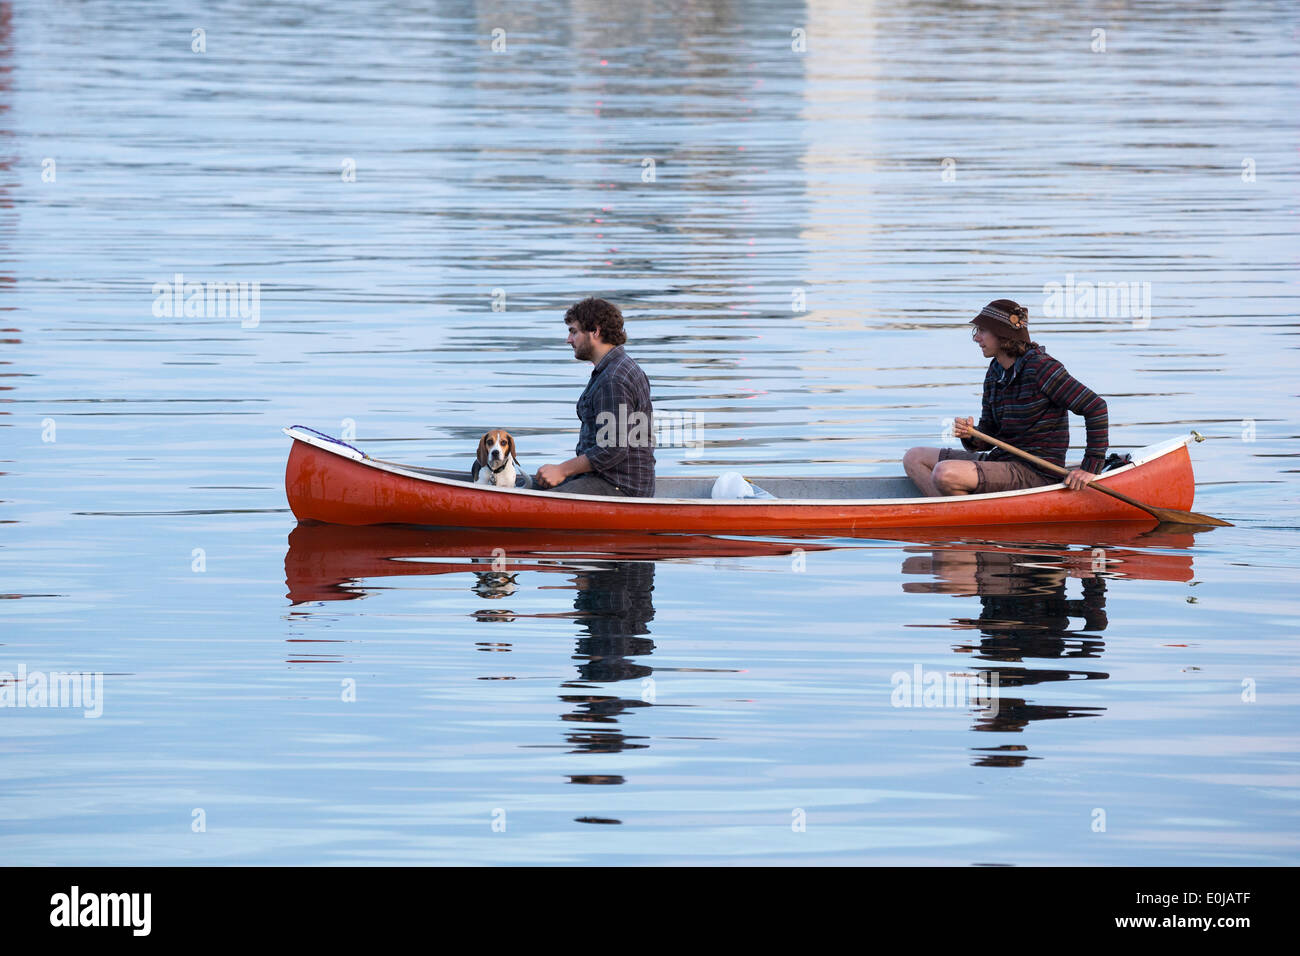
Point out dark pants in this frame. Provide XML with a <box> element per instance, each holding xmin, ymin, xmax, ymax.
<box><xmin>548</xmin><ymin>473</ymin><xmax>628</xmax><ymax>497</ymax></box>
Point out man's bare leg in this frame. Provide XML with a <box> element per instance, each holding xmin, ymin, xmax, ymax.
<box><xmin>931</xmin><ymin>459</ymin><xmax>980</xmax><ymax>495</ymax></box>
<box><xmin>903</xmin><ymin>447</ymin><xmax>942</xmax><ymax>496</ymax></box>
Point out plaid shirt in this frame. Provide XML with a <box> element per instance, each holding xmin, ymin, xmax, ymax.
<box><xmin>961</xmin><ymin>347</ymin><xmax>1109</xmax><ymax>475</ymax></box>
<box><xmin>575</xmin><ymin>345</ymin><xmax>656</xmax><ymax>496</ymax></box>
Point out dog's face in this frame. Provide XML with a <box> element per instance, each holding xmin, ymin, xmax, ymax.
<box><xmin>477</xmin><ymin>430</ymin><xmax>516</xmax><ymax>469</ymax></box>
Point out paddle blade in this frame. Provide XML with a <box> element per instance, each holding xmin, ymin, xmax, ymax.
<box><xmin>1148</xmin><ymin>507</ymin><xmax>1233</xmax><ymax>527</ymax></box>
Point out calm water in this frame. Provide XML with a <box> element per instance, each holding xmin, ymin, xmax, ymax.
<box><xmin>2</xmin><ymin>0</ymin><xmax>1298</xmax><ymax>864</ymax></box>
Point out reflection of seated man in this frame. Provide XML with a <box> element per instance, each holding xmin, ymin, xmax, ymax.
<box><xmin>571</xmin><ymin>561</ymin><xmax>656</xmax><ymax>684</ymax></box>
<box><xmin>534</xmin><ymin>298</ymin><xmax>656</xmax><ymax>497</ymax></box>
<box><xmin>561</xmin><ymin>560</ymin><xmax>657</xmax><ymax>755</ymax></box>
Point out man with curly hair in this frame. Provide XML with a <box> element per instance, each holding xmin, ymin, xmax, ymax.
<box><xmin>904</xmin><ymin>299</ymin><xmax>1109</xmax><ymax>496</ymax></box>
<box><xmin>535</xmin><ymin>297</ymin><xmax>656</xmax><ymax>497</ymax></box>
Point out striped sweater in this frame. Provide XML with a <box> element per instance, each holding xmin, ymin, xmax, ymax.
<box><xmin>961</xmin><ymin>347</ymin><xmax>1109</xmax><ymax>475</ymax></box>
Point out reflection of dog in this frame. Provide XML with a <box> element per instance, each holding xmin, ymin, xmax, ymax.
<box><xmin>473</xmin><ymin>570</ymin><xmax>519</xmax><ymax>599</ymax></box>
<box><xmin>474</xmin><ymin>430</ymin><xmax>521</xmax><ymax>487</ymax></box>
<box><xmin>473</xmin><ymin>610</ymin><xmax>518</xmax><ymax>623</ymax></box>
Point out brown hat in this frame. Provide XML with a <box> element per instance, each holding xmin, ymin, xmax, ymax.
<box><xmin>971</xmin><ymin>299</ymin><xmax>1030</xmax><ymax>343</ymax></box>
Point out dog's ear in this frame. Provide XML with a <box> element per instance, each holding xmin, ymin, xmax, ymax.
<box><xmin>506</xmin><ymin>433</ymin><xmax>518</xmax><ymax>463</ymax></box>
<box><xmin>476</xmin><ymin>433</ymin><xmax>490</xmax><ymax>464</ymax></box>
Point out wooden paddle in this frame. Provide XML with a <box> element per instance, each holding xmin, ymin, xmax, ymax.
<box><xmin>964</xmin><ymin>426</ymin><xmax>1232</xmax><ymax>527</ymax></box>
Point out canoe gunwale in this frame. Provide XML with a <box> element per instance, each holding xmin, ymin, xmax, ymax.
<box><xmin>281</xmin><ymin>426</ymin><xmax>1194</xmax><ymax>508</ymax></box>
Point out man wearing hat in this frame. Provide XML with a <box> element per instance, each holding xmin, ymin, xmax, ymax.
<box><xmin>903</xmin><ymin>299</ymin><xmax>1109</xmax><ymax>496</ymax></box>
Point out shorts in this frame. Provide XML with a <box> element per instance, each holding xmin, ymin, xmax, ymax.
<box><xmin>936</xmin><ymin>448</ymin><xmax>1056</xmax><ymax>495</ymax></box>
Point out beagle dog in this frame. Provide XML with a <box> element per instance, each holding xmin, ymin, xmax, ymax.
<box><xmin>474</xmin><ymin>429</ymin><xmax>522</xmax><ymax>488</ymax></box>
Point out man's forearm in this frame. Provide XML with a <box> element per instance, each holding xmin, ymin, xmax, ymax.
<box><xmin>557</xmin><ymin>455</ymin><xmax>593</xmax><ymax>479</ymax></box>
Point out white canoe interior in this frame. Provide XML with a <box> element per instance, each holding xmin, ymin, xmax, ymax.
<box><xmin>285</xmin><ymin>427</ymin><xmax>1193</xmax><ymax>506</ymax></box>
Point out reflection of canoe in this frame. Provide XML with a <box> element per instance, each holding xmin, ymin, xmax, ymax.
<box><xmin>883</xmin><ymin>521</ymin><xmax>1198</xmax><ymax>550</ymax></box>
<box><xmin>889</xmin><ymin>521</ymin><xmax>1197</xmax><ymax>583</ymax></box>
<box><xmin>283</xmin><ymin>524</ymin><xmax>827</xmax><ymax>604</ymax></box>
<box><xmin>284</xmin><ymin>521</ymin><xmax>1196</xmax><ymax>604</ymax></box>
<box><xmin>283</xmin><ymin>426</ymin><xmax>1199</xmax><ymax>534</ymax></box>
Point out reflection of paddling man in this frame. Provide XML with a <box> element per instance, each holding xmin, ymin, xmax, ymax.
<box><xmin>535</xmin><ymin>298</ymin><xmax>656</xmax><ymax>497</ymax></box>
<box><xmin>903</xmin><ymin>549</ymin><xmax>1109</xmax><ymax>665</ymax></box>
<box><xmin>904</xmin><ymin>299</ymin><xmax>1108</xmax><ymax>496</ymax></box>
<box><xmin>902</xmin><ymin>548</ymin><xmax>1108</xmax><ymax>757</ymax></box>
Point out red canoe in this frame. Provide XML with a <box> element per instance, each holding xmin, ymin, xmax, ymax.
<box><xmin>282</xmin><ymin>426</ymin><xmax>1201</xmax><ymax>534</ymax></box>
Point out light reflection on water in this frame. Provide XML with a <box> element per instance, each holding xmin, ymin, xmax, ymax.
<box><xmin>1</xmin><ymin>0</ymin><xmax>1298</xmax><ymax>863</ymax></box>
